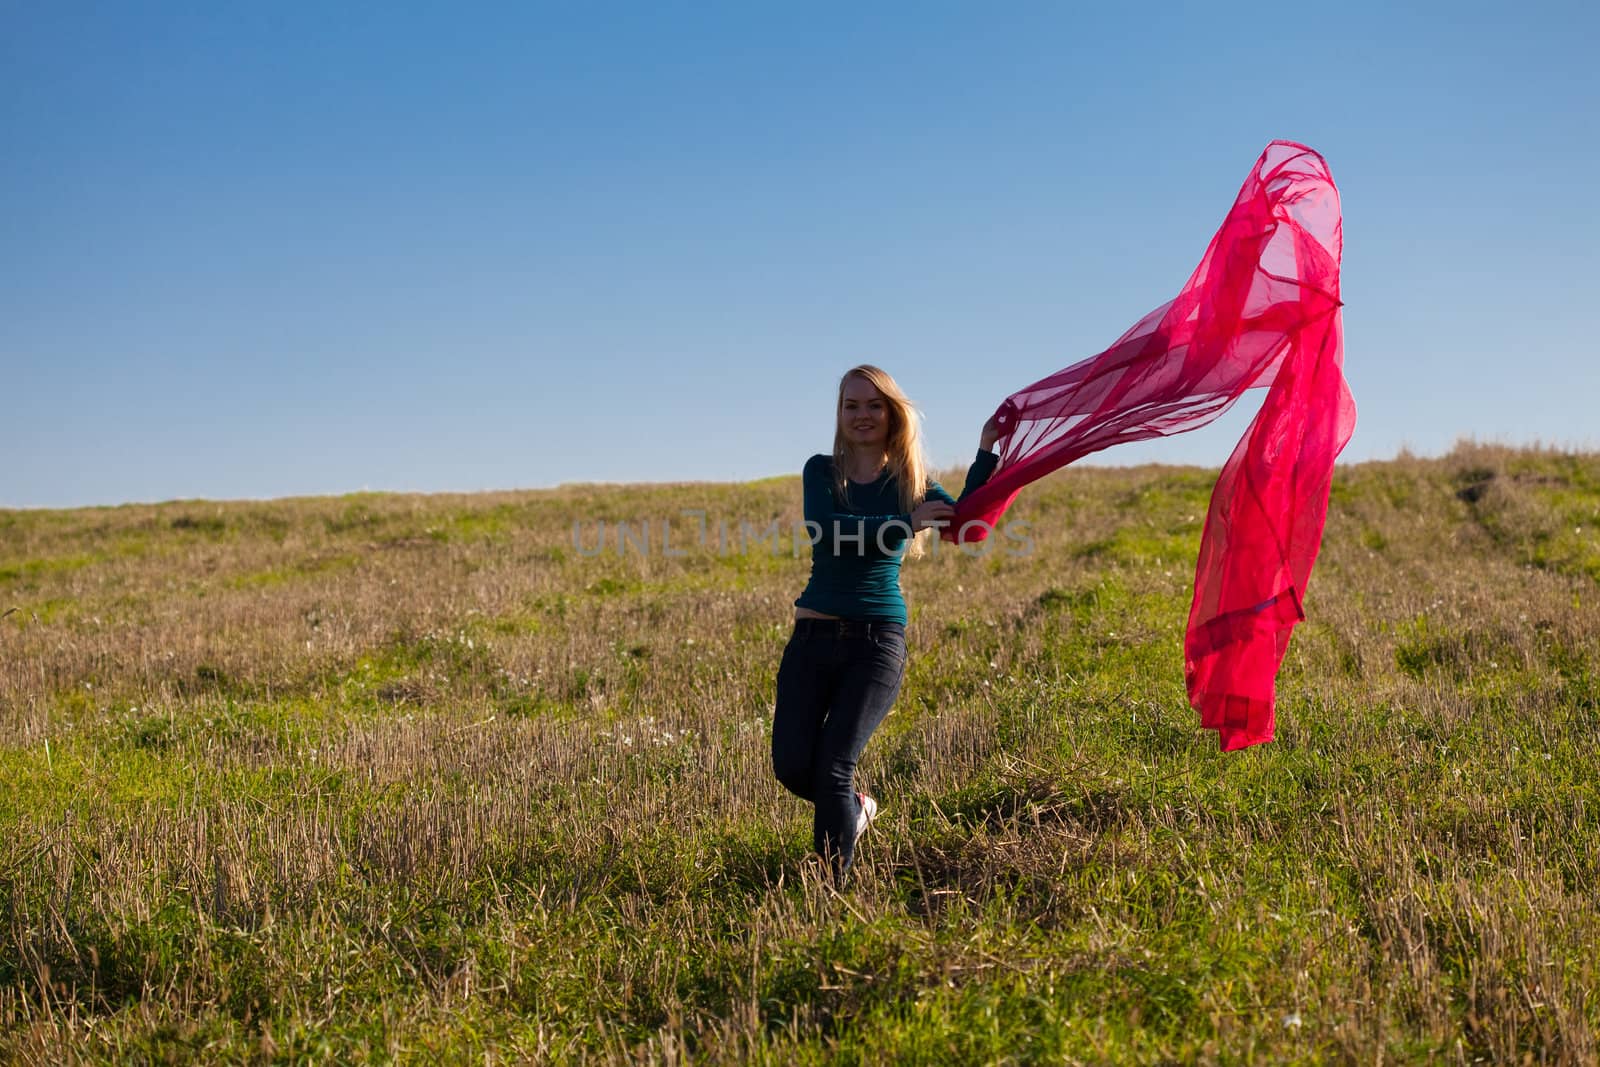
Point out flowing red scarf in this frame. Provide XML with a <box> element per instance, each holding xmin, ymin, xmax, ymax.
<box><xmin>944</xmin><ymin>141</ymin><xmax>1354</xmax><ymax>750</ymax></box>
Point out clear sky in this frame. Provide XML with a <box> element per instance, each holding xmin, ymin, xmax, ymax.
<box><xmin>5</xmin><ymin>2</ymin><xmax>1597</xmax><ymax>508</ymax></box>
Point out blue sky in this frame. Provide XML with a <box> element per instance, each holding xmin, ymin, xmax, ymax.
<box><xmin>5</xmin><ymin>2</ymin><xmax>1597</xmax><ymax>507</ymax></box>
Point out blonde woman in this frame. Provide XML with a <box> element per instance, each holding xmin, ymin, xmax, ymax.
<box><xmin>773</xmin><ymin>365</ymin><xmax>1000</xmax><ymax>878</ymax></box>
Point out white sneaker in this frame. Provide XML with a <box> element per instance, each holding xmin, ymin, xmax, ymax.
<box><xmin>855</xmin><ymin>792</ymin><xmax>879</xmax><ymax>837</ymax></box>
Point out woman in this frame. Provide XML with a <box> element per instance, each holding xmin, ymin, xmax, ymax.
<box><xmin>772</xmin><ymin>365</ymin><xmax>1000</xmax><ymax>878</ymax></box>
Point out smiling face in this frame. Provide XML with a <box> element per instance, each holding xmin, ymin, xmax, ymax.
<box><xmin>838</xmin><ymin>373</ymin><xmax>891</xmax><ymax>451</ymax></box>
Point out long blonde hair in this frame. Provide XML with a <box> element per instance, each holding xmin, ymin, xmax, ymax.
<box><xmin>832</xmin><ymin>365</ymin><xmax>934</xmax><ymax>559</ymax></box>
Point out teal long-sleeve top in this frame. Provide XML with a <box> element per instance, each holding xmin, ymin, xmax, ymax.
<box><xmin>793</xmin><ymin>449</ymin><xmax>1000</xmax><ymax>625</ymax></box>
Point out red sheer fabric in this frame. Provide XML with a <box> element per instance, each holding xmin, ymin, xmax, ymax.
<box><xmin>944</xmin><ymin>141</ymin><xmax>1354</xmax><ymax>750</ymax></box>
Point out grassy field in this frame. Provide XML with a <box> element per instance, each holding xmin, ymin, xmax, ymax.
<box><xmin>2</xmin><ymin>443</ymin><xmax>1598</xmax><ymax>1064</ymax></box>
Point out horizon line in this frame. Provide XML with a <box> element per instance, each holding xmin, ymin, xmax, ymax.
<box><xmin>5</xmin><ymin>436</ymin><xmax>1595</xmax><ymax>513</ymax></box>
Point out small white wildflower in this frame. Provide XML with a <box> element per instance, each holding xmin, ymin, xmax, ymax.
<box><xmin>1282</xmin><ymin>1012</ymin><xmax>1303</xmax><ymax>1029</ymax></box>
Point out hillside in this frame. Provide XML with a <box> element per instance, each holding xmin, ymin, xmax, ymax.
<box><xmin>2</xmin><ymin>443</ymin><xmax>1598</xmax><ymax>1063</ymax></box>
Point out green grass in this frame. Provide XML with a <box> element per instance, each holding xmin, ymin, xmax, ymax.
<box><xmin>1</xmin><ymin>442</ymin><xmax>1598</xmax><ymax>1063</ymax></box>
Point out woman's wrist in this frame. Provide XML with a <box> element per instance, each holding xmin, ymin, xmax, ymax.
<box><xmin>978</xmin><ymin>414</ymin><xmax>1000</xmax><ymax>453</ymax></box>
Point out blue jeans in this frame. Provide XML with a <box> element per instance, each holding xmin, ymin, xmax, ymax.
<box><xmin>772</xmin><ymin>617</ymin><xmax>907</xmax><ymax>875</ymax></box>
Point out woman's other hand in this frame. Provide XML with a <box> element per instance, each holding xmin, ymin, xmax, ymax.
<box><xmin>910</xmin><ymin>499</ymin><xmax>955</xmax><ymax>532</ymax></box>
<box><xmin>979</xmin><ymin>415</ymin><xmax>1000</xmax><ymax>453</ymax></box>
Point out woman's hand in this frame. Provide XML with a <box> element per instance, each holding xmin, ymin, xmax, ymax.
<box><xmin>910</xmin><ymin>499</ymin><xmax>956</xmax><ymax>532</ymax></box>
<box><xmin>979</xmin><ymin>414</ymin><xmax>1001</xmax><ymax>453</ymax></box>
